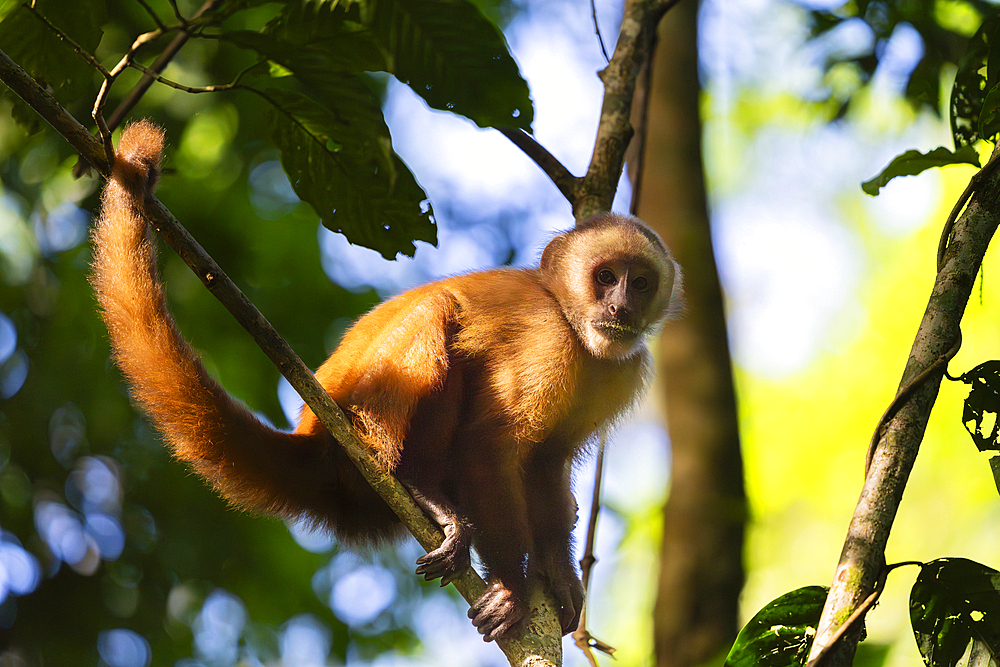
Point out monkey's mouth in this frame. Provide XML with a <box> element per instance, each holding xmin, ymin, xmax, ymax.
<box><xmin>593</xmin><ymin>319</ymin><xmax>642</xmax><ymax>340</ymax></box>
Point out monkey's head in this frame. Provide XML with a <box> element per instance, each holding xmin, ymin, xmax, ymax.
<box><xmin>540</xmin><ymin>213</ymin><xmax>681</xmax><ymax>359</ymax></box>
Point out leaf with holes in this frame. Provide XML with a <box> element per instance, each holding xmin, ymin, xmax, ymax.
<box><xmin>861</xmin><ymin>146</ymin><xmax>981</xmax><ymax>196</ymax></box>
<box><xmin>364</xmin><ymin>0</ymin><xmax>533</xmax><ymax>130</ymax></box>
<box><xmin>955</xmin><ymin>360</ymin><xmax>1000</xmax><ymax>453</ymax></box>
<box><xmin>724</xmin><ymin>586</ymin><xmax>827</xmax><ymax>667</ymax></box>
<box><xmin>266</xmin><ymin>85</ymin><xmax>435</xmax><ymax>259</ymax></box>
<box><xmin>910</xmin><ymin>559</ymin><xmax>1000</xmax><ymax>667</ymax></box>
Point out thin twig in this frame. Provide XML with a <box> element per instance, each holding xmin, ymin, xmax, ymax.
<box><xmin>25</xmin><ymin>3</ymin><xmax>110</xmax><ymax>76</ymax></box>
<box><xmin>104</xmin><ymin>0</ymin><xmax>224</xmax><ymax>134</ymax></box>
<box><xmin>93</xmin><ymin>26</ymin><xmax>165</xmax><ymax>159</ymax></box>
<box><xmin>590</xmin><ymin>0</ymin><xmax>611</xmax><ymax>64</ymax></box>
<box><xmin>572</xmin><ymin>431</ymin><xmax>617</xmax><ymax>665</ymax></box>
<box><xmin>126</xmin><ymin>59</ymin><xmax>257</xmax><ymax>94</ymax></box>
<box><xmin>167</xmin><ymin>0</ymin><xmax>186</xmax><ymax>23</ymax></box>
<box><xmin>627</xmin><ymin>35</ymin><xmax>656</xmax><ymax>215</ymax></box>
<box><xmin>498</xmin><ymin>127</ymin><xmax>580</xmax><ymax>202</ymax></box>
<box><xmin>136</xmin><ymin>0</ymin><xmax>168</xmax><ymax>32</ymax></box>
<box><xmin>864</xmin><ymin>333</ymin><xmax>962</xmax><ymax>475</ymax></box>
<box><xmin>938</xmin><ymin>149</ymin><xmax>1000</xmax><ymax>271</ymax></box>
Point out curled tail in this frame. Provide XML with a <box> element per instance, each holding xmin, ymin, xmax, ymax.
<box><xmin>91</xmin><ymin>120</ymin><xmax>399</xmax><ymax>542</ymax></box>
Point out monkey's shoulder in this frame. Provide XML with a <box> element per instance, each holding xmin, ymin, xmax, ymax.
<box><xmin>439</xmin><ymin>268</ymin><xmax>570</xmax><ymax>353</ymax></box>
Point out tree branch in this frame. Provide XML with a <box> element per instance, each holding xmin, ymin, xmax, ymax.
<box><xmin>576</xmin><ymin>0</ymin><xmax>668</xmax><ymax>217</ymax></box>
<box><xmin>805</xmin><ymin>145</ymin><xmax>1000</xmax><ymax>666</ymax></box>
<box><xmin>498</xmin><ymin>0</ymin><xmax>669</xmax><ymax>217</ymax></box>
<box><xmin>0</xmin><ymin>48</ymin><xmax>109</xmax><ymax>175</ymax></box>
<box><xmin>104</xmin><ymin>0</ymin><xmax>223</xmax><ymax>133</ymax></box>
<box><xmin>498</xmin><ymin>127</ymin><xmax>580</xmax><ymax>201</ymax></box>
<box><xmin>0</xmin><ymin>47</ymin><xmax>561</xmax><ymax>667</ymax></box>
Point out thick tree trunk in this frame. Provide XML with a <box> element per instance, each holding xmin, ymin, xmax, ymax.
<box><xmin>631</xmin><ymin>2</ymin><xmax>747</xmax><ymax>665</ymax></box>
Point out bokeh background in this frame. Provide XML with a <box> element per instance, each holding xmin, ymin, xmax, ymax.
<box><xmin>0</xmin><ymin>0</ymin><xmax>999</xmax><ymax>665</ymax></box>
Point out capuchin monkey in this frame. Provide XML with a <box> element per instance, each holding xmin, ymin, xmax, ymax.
<box><xmin>90</xmin><ymin>120</ymin><xmax>681</xmax><ymax>642</ymax></box>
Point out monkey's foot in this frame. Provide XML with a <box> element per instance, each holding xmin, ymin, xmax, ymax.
<box><xmin>550</xmin><ymin>572</ymin><xmax>584</xmax><ymax>634</ymax></box>
<box><xmin>414</xmin><ymin>521</ymin><xmax>471</xmax><ymax>585</ymax></box>
<box><xmin>533</xmin><ymin>561</ymin><xmax>585</xmax><ymax>635</ymax></box>
<box><xmin>468</xmin><ymin>582</ymin><xmax>524</xmax><ymax>642</ymax></box>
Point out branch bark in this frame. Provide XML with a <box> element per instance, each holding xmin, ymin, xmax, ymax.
<box><xmin>575</xmin><ymin>0</ymin><xmax>669</xmax><ymax>217</ymax></box>
<box><xmin>0</xmin><ymin>47</ymin><xmax>562</xmax><ymax>667</ymax></box>
<box><xmin>497</xmin><ymin>0</ymin><xmax>667</xmax><ymax>217</ymax></box>
<box><xmin>806</xmin><ymin>146</ymin><xmax>1000</xmax><ymax>666</ymax></box>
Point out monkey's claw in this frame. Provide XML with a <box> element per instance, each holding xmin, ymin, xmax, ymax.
<box><xmin>468</xmin><ymin>582</ymin><xmax>524</xmax><ymax>642</ymax></box>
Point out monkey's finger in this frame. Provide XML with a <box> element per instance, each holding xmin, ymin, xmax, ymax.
<box><xmin>414</xmin><ymin>561</ymin><xmax>449</xmax><ymax>581</ymax></box>
<box><xmin>483</xmin><ymin>614</ymin><xmax>522</xmax><ymax>643</ymax></box>
<box><xmin>439</xmin><ymin>569</ymin><xmax>463</xmax><ymax>586</ymax></box>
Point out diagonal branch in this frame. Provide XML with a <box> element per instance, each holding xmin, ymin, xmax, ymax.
<box><xmin>805</xmin><ymin>145</ymin><xmax>1000</xmax><ymax>666</ymax></box>
<box><xmin>498</xmin><ymin>127</ymin><xmax>581</xmax><ymax>201</ymax></box>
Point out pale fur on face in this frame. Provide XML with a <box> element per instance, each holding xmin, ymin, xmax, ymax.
<box><xmin>539</xmin><ymin>213</ymin><xmax>681</xmax><ymax>359</ymax></box>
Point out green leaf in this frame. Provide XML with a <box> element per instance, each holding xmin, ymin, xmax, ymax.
<box><xmin>365</xmin><ymin>0</ymin><xmax>533</xmax><ymax>130</ymax></box>
<box><xmin>910</xmin><ymin>558</ymin><xmax>1000</xmax><ymax>667</ymax></box>
<box><xmin>222</xmin><ymin>2</ymin><xmax>387</xmax><ymax>74</ymax></box>
<box><xmin>907</xmin><ymin>52</ymin><xmax>945</xmax><ymax>112</ymax></box>
<box><xmin>861</xmin><ymin>146</ymin><xmax>981</xmax><ymax>196</ymax></box>
<box><xmin>955</xmin><ymin>360</ymin><xmax>1000</xmax><ymax>452</ymax></box>
<box><xmin>981</xmin><ymin>83</ymin><xmax>1000</xmax><ymax>141</ymax></box>
<box><xmin>951</xmin><ymin>16</ymin><xmax>1000</xmax><ymax>148</ymax></box>
<box><xmin>0</xmin><ymin>1</ymin><xmax>105</xmax><ymax>133</ymax></box>
<box><xmin>724</xmin><ymin>586</ymin><xmax>828</xmax><ymax>667</ymax></box>
<box><xmin>990</xmin><ymin>456</ymin><xmax>1000</xmax><ymax>497</ymax></box>
<box><xmin>265</xmin><ymin>85</ymin><xmax>436</xmax><ymax>259</ymax></box>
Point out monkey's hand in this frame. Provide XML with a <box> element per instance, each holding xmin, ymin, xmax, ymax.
<box><xmin>406</xmin><ymin>485</ymin><xmax>472</xmax><ymax>585</ymax></box>
<box><xmin>414</xmin><ymin>516</ymin><xmax>471</xmax><ymax>585</ymax></box>
<box><xmin>468</xmin><ymin>581</ymin><xmax>524</xmax><ymax>642</ymax></box>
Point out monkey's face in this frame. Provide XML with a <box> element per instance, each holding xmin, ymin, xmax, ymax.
<box><xmin>539</xmin><ymin>213</ymin><xmax>679</xmax><ymax>360</ymax></box>
<box><xmin>584</xmin><ymin>257</ymin><xmax>663</xmax><ymax>358</ymax></box>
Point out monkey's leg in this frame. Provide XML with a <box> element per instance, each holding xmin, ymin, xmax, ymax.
<box><xmin>460</xmin><ymin>447</ymin><xmax>532</xmax><ymax>642</ymax></box>
<box><xmin>524</xmin><ymin>450</ymin><xmax>584</xmax><ymax>635</ymax></box>
<box><xmin>403</xmin><ymin>482</ymin><xmax>472</xmax><ymax>585</ymax></box>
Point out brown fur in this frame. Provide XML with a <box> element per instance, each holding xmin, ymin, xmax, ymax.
<box><xmin>91</xmin><ymin>120</ymin><xmax>679</xmax><ymax>641</ymax></box>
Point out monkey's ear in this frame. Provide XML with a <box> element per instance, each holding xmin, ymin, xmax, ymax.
<box><xmin>664</xmin><ymin>258</ymin><xmax>685</xmax><ymax>319</ymax></box>
<box><xmin>539</xmin><ymin>233</ymin><xmax>567</xmax><ymax>274</ymax></box>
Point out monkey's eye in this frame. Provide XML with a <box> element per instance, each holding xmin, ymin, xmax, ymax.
<box><xmin>596</xmin><ymin>269</ymin><xmax>617</xmax><ymax>286</ymax></box>
<box><xmin>632</xmin><ymin>276</ymin><xmax>649</xmax><ymax>291</ymax></box>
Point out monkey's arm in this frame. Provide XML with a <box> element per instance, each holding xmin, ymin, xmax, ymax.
<box><xmin>91</xmin><ymin>121</ymin><xmax>398</xmax><ymax>540</ymax></box>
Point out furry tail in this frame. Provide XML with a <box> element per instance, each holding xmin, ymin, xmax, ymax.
<box><xmin>91</xmin><ymin>121</ymin><xmax>399</xmax><ymax>542</ymax></box>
